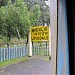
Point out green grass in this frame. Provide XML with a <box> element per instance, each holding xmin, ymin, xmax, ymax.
<box><xmin>39</xmin><ymin>50</ymin><xmax>44</xmax><ymax>55</ymax></box>
<box><xmin>32</xmin><ymin>48</ymin><xmax>49</xmax><ymax>56</ymax></box>
<box><xmin>33</xmin><ymin>42</ymin><xmax>49</xmax><ymax>47</ymax></box>
<box><xmin>0</xmin><ymin>38</ymin><xmax>27</xmax><ymax>48</ymax></box>
<box><xmin>0</xmin><ymin>56</ymin><xmax>28</xmax><ymax>68</ymax></box>
<box><xmin>42</xmin><ymin>57</ymin><xmax>50</xmax><ymax>61</ymax></box>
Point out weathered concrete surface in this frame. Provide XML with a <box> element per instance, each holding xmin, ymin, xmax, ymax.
<box><xmin>0</xmin><ymin>56</ymin><xmax>51</xmax><ymax>75</ymax></box>
<box><xmin>49</xmin><ymin>0</ymin><xmax>57</xmax><ymax>75</ymax></box>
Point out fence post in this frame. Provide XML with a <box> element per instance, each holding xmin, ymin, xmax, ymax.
<box><xmin>9</xmin><ymin>47</ymin><xmax>10</xmax><ymax>60</ymax></box>
<box><xmin>1</xmin><ymin>48</ymin><xmax>2</xmax><ymax>61</ymax></box>
<box><xmin>21</xmin><ymin>46</ymin><xmax>22</xmax><ymax>57</ymax></box>
<box><xmin>4</xmin><ymin>48</ymin><xmax>5</xmax><ymax>60</ymax></box>
<box><xmin>5</xmin><ymin>48</ymin><xmax>8</xmax><ymax>60</ymax></box>
<box><xmin>15</xmin><ymin>47</ymin><xmax>17</xmax><ymax>58</ymax></box>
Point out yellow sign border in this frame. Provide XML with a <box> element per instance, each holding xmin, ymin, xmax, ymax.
<box><xmin>31</xmin><ymin>26</ymin><xmax>49</xmax><ymax>42</ymax></box>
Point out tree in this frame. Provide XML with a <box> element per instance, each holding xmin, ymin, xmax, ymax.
<box><xmin>0</xmin><ymin>0</ymin><xmax>31</xmax><ymax>43</ymax></box>
<box><xmin>0</xmin><ymin>0</ymin><xmax>7</xmax><ymax>7</ymax></box>
<box><xmin>0</xmin><ymin>6</ymin><xmax>7</xmax><ymax>37</ymax></box>
<box><xmin>30</xmin><ymin>4</ymin><xmax>41</xmax><ymax>26</ymax></box>
<box><xmin>0</xmin><ymin>0</ymin><xmax>50</xmax><ymax>45</ymax></box>
<box><xmin>25</xmin><ymin>0</ymin><xmax>50</xmax><ymax>26</ymax></box>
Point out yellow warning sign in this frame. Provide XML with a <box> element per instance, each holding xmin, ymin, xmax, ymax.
<box><xmin>31</xmin><ymin>26</ymin><xmax>49</xmax><ymax>42</ymax></box>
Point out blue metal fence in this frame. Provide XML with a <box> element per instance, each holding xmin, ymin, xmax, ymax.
<box><xmin>0</xmin><ymin>46</ymin><xmax>28</xmax><ymax>62</ymax></box>
<box><xmin>0</xmin><ymin>45</ymin><xmax>49</xmax><ymax>62</ymax></box>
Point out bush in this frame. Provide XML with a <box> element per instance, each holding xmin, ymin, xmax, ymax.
<box><xmin>10</xmin><ymin>38</ymin><xmax>26</xmax><ymax>45</ymax></box>
<box><xmin>0</xmin><ymin>39</ymin><xmax>4</xmax><ymax>47</ymax></box>
<box><xmin>0</xmin><ymin>35</ymin><xmax>3</xmax><ymax>39</ymax></box>
<box><xmin>0</xmin><ymin>37</ymin><xmax>27</xmax><ymax>47</ymax></box>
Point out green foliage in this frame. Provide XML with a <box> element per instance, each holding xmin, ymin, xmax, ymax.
<box><xmin>31</xmin><ymin>4</ymin><xmax>41</xmax><ymax>26</ymax></box>
<box><xmin>0</xmin><ymin>0</ymin><xmax>30</xmax><ymax>42</ymax></box>
<box><xmin>0</xmin><ymin>0</ymin><xmax>7</xmax><ymax>7</ymax></box>
<box><xmin>25</xmin><ymin>0</ymin><xmax>50</xmax><ymax>26</ymax></box>
<box><xmin>0</xmin><ymin>0</ymin><xmax>50</xmax><ymax>44</ymax></box>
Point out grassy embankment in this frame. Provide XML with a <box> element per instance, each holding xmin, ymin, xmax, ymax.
<box><xmin>0</xmin><ymin>56</ymin><xmax>29</xmax><ymax>68</ymax></box>
<box><xmin>0</xmin><ymin>56</ymin><xmax>50</xmax><ymax>68</ymax></box>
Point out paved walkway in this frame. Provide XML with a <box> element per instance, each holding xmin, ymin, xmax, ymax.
<box><xmin>0</xmin><ymin>56</ymin><xmax>51</xmax><ymax>75</ymax></box>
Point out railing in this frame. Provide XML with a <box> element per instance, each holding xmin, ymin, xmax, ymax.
<box><xmin>32</xmin><ymin>46</ymin><xmax>49</xmax><ymax>56</ymax></box>
<box><xmin>0</xmin><ymin>46</ymin><xmax>28</xmax><ymax>62</ymax></box>
<box><xmin>0</xmin><ymin>45</ymin><xmax>49</xmax><ymax>62</ymax></box>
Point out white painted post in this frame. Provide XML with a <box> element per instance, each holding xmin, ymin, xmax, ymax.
<box><xmin>28</xmin><ymin>26</ymin><xmax>32</xmax><ymax>57</ymax></box>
